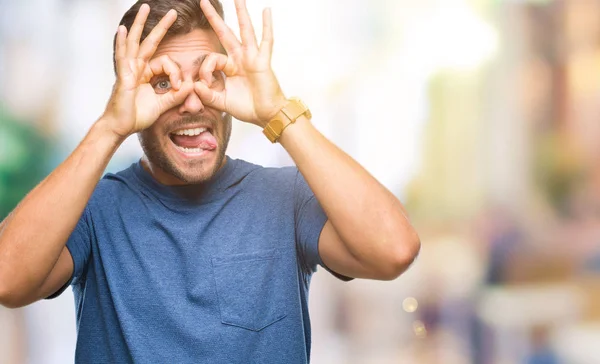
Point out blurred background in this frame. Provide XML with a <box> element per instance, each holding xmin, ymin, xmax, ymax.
<box><xmin>1</xmin><ymin>0</ymin><xmax>600</xmax><ymax>363</ymax></box>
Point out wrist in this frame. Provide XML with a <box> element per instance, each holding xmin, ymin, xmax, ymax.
<box><xmin>262</xmin><ymin>97</ymin><xmax>311</xmax><ymax>143</ymax></box>
<box><xmin>257</xmin><ymin>97</ymin><xmax>287</xmax><ymax>129</ymax></box>
<box><xmin>92</xmin><ymin>117</ymin><xmax>128</xmax><ymax>147</ymax></box>
<box><xmin>277</xmin><ymin>115</ymin><xmax>314</xmax><ymax>146</ymax></box>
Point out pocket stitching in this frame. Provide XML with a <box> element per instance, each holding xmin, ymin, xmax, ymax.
<box><xmin>221</xmin><ymin>313</ymin><xmax>288</xmax><ymax>332</ymax></box>
<box><xmin>212</xmin><ymin>251</ymin><xmax>287</xmax><ymax>332</ymax></box>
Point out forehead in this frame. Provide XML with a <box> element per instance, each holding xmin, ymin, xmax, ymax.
<box><xmin>152</xmin><ymin>29</ymin><xmax>222</xmax><ymax>70</ymax></box>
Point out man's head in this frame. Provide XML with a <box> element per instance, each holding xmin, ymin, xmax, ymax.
<box><xmin>116</xmin><ymin>0</ymin><xmax>232</xmax><ymax>186</ymax></box>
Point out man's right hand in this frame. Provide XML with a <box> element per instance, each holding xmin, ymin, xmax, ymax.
<box><xmin>102</xmin><ymin>4</ymin><xmax>193</xmax><ymax>138</ymax></box>
<box><xmin>0</xmin><ymin>4</ymin><xmax>196</xmax><ymax>309</ymax></box>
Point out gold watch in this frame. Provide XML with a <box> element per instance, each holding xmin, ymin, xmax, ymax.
<box><xmin>263</xmin><ymin>98</ymin><xmax>311</xmax><ymax>143</ymax></box>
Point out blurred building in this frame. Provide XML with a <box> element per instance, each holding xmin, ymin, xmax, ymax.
<box><xmin>406</xmin><ymin>0</ymin><xmax>600</xmax><ymax>362</ymax></box>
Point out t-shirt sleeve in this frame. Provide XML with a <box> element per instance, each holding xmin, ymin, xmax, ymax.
<box><xmin>293</xmin><ymin>169</ymin><xmax>353</xmax><ymax>281</ymax></box>
<box><xmin>46</xmin><ymin>206</ymin><xmax>93</xmax><ymax>299</ymax></box>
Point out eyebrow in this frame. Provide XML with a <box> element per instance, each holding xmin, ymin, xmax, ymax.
<box><xmin>193</xmin><ymin>54</ymin><xmax>208</xmax><ymax>67</ymax></box>
<box><xmin>172</xmin><ymin>54</ymin><xmax>208</xmax><ymax>69</ymax></box>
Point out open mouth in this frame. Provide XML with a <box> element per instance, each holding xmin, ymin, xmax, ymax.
<box><xmin>169</xmin><ymin>127</ymin><xmax>218</xmax><ymax>155</ymax></box>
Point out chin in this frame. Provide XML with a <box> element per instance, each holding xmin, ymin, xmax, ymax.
<box><xmin>138</xmin><ymin>138</ymin><xmax>223</xmax><ymax>185</ymax></box>
<box><xmin>159</xmin><ymin>148</ymin><xmax>225</xmax><ymax>185</ymax></box>
<box><xmin>138</xmin><ymin>115</ymin><xmax>231</xmax><ymax>185</ymax></box>
<box><xmin>177</xmin><ymin>162</ymin><xmax>222</xmax><ymax>184</ymax></box>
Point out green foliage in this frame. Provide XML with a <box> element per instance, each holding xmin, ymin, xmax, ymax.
<box><xmin>0</xmin><ymin>107</ymin><xmax>52</xmax><ymax>219</ymax></box>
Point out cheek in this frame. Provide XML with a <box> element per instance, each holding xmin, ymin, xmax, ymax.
<box><xmin>146</xmin><ymin>120</ymin><xmax>169</xmax><ymax>141</ymax></box>
<box><xmin>221</xmin><ymin>115</ymin><xmax>232</xmax><ymax>136</ymax></box>
<box><xmin>139</xmin><ymin>127</ymin><xmax>165</xmax><ymax>148</ymax></box>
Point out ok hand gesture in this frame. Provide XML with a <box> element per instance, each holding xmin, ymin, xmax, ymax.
<box><xmin>195</xmin><ymin>0</ymin><xmax>287</xmax><ymax>128</ymax></box>
<box><xmin>103</xmin><ymin>4</ymin><xmax>193</xmax><ymax>138</ymax></box>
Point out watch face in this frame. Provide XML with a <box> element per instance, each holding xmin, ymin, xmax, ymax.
<box><xmin>264</xmin><ymin>98</ymin><xmax>310</xmax><ymax>142</ymax></box>
<box><xmin>264</xmin><ymin>117</ymin><xmax>288</xmax><ymax>143</ymax></box>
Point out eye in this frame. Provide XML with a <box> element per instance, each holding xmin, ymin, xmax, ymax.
<box><xmin>152</xmin><ymin>78</ymin><xmax>172</xmax><ymax>93</ymax></box>
<box><xmin>210</xmin><ymin>71</ymin><xmax>225</xmax><ymax>90</ymax></box>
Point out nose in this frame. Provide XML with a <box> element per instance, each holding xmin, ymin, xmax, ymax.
<box><xmin>178</xmin><ymin>89</ymin><xmax>204</xmax><ymax>115</ymax></box>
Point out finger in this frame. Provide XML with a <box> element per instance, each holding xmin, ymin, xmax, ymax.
<box><xmin>234</xmin><ymin>0</ymin><xmax>258</xmax><ymax>49</ymax></box>
<box><xmin>126</xmin><ymin>3</ymin><xmax>150</xmax><ymax>59</ymax></box>
<box><xmin>115</xmin><ymin>25</ymin><xmax>132</xmax><ymax>78</ymax></box>
<box><xmin>157</xmin><ymin>81</ymin><xmax>195</xmax><ymax>114</ymax></box>
<box><xmin>200</xmin><ymin>0</ymin><xmax>241</xmax><ymax>52</ymax></box>
<box><xmin>143</xmin><ymin>55</ymin><xmax>183</xmax><ymax>90</ymax></box>
<box><xmin>194</xmin><ymin>81</ymin><xmax>227</xmax><ymax>111</ymax></box>
<box><xmin>199</xmin><ymin>53</ymin><xmax>229</xmax><ymax>87</ymax></box>
<box><xmin>138</xmin><ymin>9</ymin><xmax>178</xmax><ymax>61</ymax></box>
<box><xmin>259</xmin><ymin>8</ymin><xmax>273</xmax><ymax>59</ymax></box>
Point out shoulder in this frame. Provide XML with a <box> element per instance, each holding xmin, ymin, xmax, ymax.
<box><xmin>101</xmin><ymin>163</ymin><xmax>138</xmax><ymax>189</ymax></box>
<box><xmin>88</xmin><ymin>163</ymin><xmax>140</xmax><ymax>205</ymax></box>
<box><xmin>231</xmin><ymin>158</ymin><xmax>298</xmax><ymax>187</ymax></box>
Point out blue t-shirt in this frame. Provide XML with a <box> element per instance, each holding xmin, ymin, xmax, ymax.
<box><xmin>52</xmin><ymin>157</ymin><xmax>341</xmax><ymax>363</ymax></box>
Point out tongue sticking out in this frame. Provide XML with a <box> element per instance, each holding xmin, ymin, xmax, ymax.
<box><xmin>171</xmin><ymin>131</ymin><xmax>217</xmax><ymax>151</ymax></box>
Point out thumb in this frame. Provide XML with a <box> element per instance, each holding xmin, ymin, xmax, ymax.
<box><xmin>156</xmin><ymin>81</ymin><xmax>195</xmax><ymax>114</ymax></box>
<box><xmin>194</xmin><ymin>81</ymin><xmax>227</xmax><ymax>112</ymax></box>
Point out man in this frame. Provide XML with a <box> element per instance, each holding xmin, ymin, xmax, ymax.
<box><xmin>0</xmin><ymin>0</ymin><xmax>420</xmax><ymax>362</ymax></box>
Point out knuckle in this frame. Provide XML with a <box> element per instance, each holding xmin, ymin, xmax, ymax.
<box><xmin>158</xmin><ymin>55</ymin><xmax>172</xmax><ymax>64</ymax></box>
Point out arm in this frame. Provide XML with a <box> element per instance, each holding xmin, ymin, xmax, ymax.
<box><xmin>198</xmin><ymin>0</ymin><xmax>420</xmax><ymax>281</ymax></box>
<box><xmin>0</xmin><ymin>122</ymin><xmax>123</xmax><ymax>308</ymax></box>
<box><xmin>279</xmin><ymin>117</ymin><xmax>420</xmax><ymax>280</ymax></box>
<box><xmin>0</xmin><ymin>6</ymin><xmax>191</xmax><ymax>308</ymax></box>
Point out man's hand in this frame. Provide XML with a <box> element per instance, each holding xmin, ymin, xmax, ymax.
<box><xmin>196</xmin><ymin>0</ymin><xmax>287</xmax><ymax>128</ymax></box>
<box><xmin>102</xmin><ymin>4</ymin><xmax>194</xmax><ymax>138</ymax></box>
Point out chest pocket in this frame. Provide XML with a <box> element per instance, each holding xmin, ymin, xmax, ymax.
<box><xmin>212</xmin><ymin>249</ymin><xmax>287</xmax><ymax>331</ymax></box>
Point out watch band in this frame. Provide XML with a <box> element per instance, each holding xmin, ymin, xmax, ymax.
<box><xmin>263</xmin><ymin>98</ymin><xmax>311</xmax><ymax>143</ymax></box>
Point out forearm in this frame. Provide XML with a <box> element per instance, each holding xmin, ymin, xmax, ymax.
<box><xmin>279</xmin><ymin>117</ymin><xmax>420</xmax><ymax>269</ymax></box>
<box><xmin>0</xmin><ymin>118</ymin><xmax>123</xmax><ymax>294</ymax></box>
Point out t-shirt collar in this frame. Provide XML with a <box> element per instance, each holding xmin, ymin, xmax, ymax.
<box><xmin>132</xmin><ymin>155</ymin><xmax>238</xmax><ymax>202</ymax></box>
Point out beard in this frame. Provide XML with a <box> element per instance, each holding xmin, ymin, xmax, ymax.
<box><xmin>138</xmin><ymin>113</ymin><xmax>232</xmax><ymax>185</ymax></box>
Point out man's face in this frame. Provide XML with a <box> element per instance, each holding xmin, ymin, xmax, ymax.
<box><xmin>139</xmin><ymin>28</ymin><xmax>231</xmax><ymax>186</ymax></box>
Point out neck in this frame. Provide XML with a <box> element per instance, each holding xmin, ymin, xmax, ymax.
<box><xmin>140</xmin><ymin>155</ymin><xmax>228</xmax><ymax>186</ymax></box>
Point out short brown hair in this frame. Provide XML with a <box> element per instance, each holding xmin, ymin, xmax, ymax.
<box><xmin>112</xmin><ymin>0</ymin><xmax>224</xmax><ymax>74</ymax></box>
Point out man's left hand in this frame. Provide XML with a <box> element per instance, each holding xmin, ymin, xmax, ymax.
<box><xmin>197</xmin><ymin>0</ymin><xmax>286</xmax><ymax>128</ymax></box>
